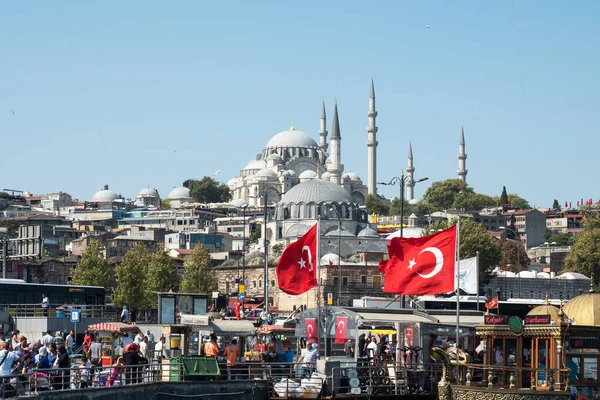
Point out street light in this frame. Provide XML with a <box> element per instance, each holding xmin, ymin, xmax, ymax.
<box><xmin>328</xmin><ymin>206</ymin><xmax>343</xmax><ymax>306</ymax></box>
<box><xmin>378</xmin><ymin>173</ymin><xmax>428</xmax><ymax>237</ymax></box>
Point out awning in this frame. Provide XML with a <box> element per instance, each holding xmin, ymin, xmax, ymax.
<box><xmin>211</xmin><ymin>320</ymin><xmax>257</xmax><ymax>336</ymax></box>
<box><xmin>88</xmin><ymin>322</ymin><xmax>138</xmax><ymax>333</ymax></box>
<box><xmin>257</xmin><ymin>325</ymin><xmax>296</xmax><ymax>335</ymax></box>
<box><xmin>434</xmin><ymin>314</ymin><xmax>483</xmax><ymax>327</ymax></box>
<box><xmin>356</xmin><ymin>311</ymin><xmax>438</xmax><ymax>325</ymax></box>
<box><xmin>370</xmin><ymin>329</ymin><xmax>396</xmax><ymax>335</ymax></box>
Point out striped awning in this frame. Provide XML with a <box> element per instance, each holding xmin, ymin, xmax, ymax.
<box><xmin>87</xmin><ymin>322</ymin><xmax>138</xmax><ymax>332</ymax></box>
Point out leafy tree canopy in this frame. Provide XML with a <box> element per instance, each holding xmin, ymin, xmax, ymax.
<box><xmin>113</xmin><ymin>243</ymin><xmax>151</xmax><ymax>310</ymax></box>
<box><xmin>145</xmin><ymin>245</ymin><xmax>180</xmax><ymax>307</ymax></box>
<box><xmin>546</xmin><ymin>232</ymin><xmax>575</xmax><ymax>247</ymax></box>
<box><xmin>498</xmin><ymin>240</ymin><xmax>530</xmax><ymax>273</ymax></box>
<box><xmin>552</xmin><ymin>199</ymin><xmax>560</xmax><ymax>210</ymax></box>
<box><xmin>453</xmin><ymin>192</ymin><xmax>496</xmax><ymax>212</ymax></box>
<box><xmin>183</xmin><ymin>177</ymin><xmax>231</xmax><ymax>204</ymax></box>
<box><xmin>365</xmin><ymin>194</ymin><xmax>389</xmax><ymax>216</ymax></box>
<box><xmin>500</xmin><ymin>186</ymin><xmax>509</xmax><ymax>205</ymax></box>
<box><xmin>70</xmin><ymin>239</ymin><xmax>115</xmax><ymax>291</ymax></box>
<box><xmin>422</xmin><ymin>218</ymin><xmax>501</xmax><ymax>285</ymax></box>
<box><xmin>180</xmin><ymin>244</ymin><xmax>217</xmax><ymax>294</ymax></box>
<box><xmin>421</xmin><ymin>179</ymin><xmax>472</xmax><ymax>212</ymax></box>
<box><xmin>0</xmin><ymin>219</ymin><xmax>20</xmax><ymax>235</ymax></box>
<box><xmin>563</xmin><ymin>217</ymin><xmax>600</xmax><ymax>286</ymax></box>
<box><xmin>388</xmin><ymin>198</ymin><xmax>411</xmax><ymax>217</ymax></box>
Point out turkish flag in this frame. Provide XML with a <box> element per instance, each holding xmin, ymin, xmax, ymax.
<box><xmin>485</xmin><ymin>297</ymin><xmax>499</xmax><ymax>309</ymax></box>
<box><xmin>276</xmin><ymin>223</ymin><xmax>318</xmax><ymax>295</ymax></box>
<box><xmin>379</xmin><ymin>226</ymin><xmax>457</xmax><ymax>295</ymax></box>
<box><xmin>305</xmin><ymin>318</ymin><xmax>317</xmax><ymax>341</ymax></box>
<box><xmin>335</xmin><ymin>316</ymin><xmax>348</xmax><ymax>344</ymax></box>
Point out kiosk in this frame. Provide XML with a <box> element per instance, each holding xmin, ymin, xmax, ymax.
<box><xmin>87</xmin><ymin>322</ymin><xmax>139</xmax><ymax>366</ymax></box>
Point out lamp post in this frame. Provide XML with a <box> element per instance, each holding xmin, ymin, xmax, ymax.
<box><xmin>378</xmin><ymin>173</ymin><xmax>428</xmax><ymax>308</ymax></box>
<box><xmin>329</xmin><ymin>206</ymin><xmax>343</xmax><ymax>306</ymax></box>
<box><xmin>378</xmin><ymin>173</ymin><xmax>428</xmax><ymax>237</ymax></box>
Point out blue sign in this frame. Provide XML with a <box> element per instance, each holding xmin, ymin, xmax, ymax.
<box><xmin>70</xmin><ymin>310</ymin><xmax>81</xmax><ymax>323</ymax></box>
<box><xmin>239</xmin><ymin>293</ymin><xmax>246</xmax><ymax>302</ymax></box>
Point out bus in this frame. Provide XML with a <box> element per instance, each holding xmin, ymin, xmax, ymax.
<box><xmin>0</xmin><ymin>279</ymin><xmax>106</xmax><ymax>306</ymax></box>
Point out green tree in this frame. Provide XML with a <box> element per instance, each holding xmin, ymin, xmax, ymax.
<box><xmin>71</xmin><ymin>239</ymin><xmax>115</xmax><ymax>291</ymax></box>
<box><xmin>423</xmin><ymin>218</ymin><xmax>501</xmax><ymax>285</ymax></box>
<box><xmin>113</xmin><ymin>243</ymin><xmax>151</xmax><ymax>310</ymax></box>
<box><xmin>498</xmin><ymin>240</ymin><xmax>530</xmax><ymax>273</ymax></box>
<box><xmin>547</xmin><ymin>232</ymin><xmax>575</xmax><ymax>246</ymax></box>
<box><xmin>453</xmin><ymin>192</ymin><xmax>496</xmax><ymax>211</ymax></box>
<box><xmin>365</xmin><ymin>194</ymin><xmax>389</xmax><ymax>216</ymax></box>
<box><xmin>508</xmin><ymin>194</ymin><xmax>531</xmax><ymax>210</ymax></box>
<box><xmin>500</xmin><ymin>186</ymin><xmax>509</xmax><ymax>205</ymax></box>
<box><xmin>183</xmin><ymin>177</ymin><xmax>231</xmax><ymax>203</ymax></box>
<box><xmin>0</xmin><ymin>219</ymin><xmax>20</xmax><ymax>235</ymax></box>
<box><xmin>421</xmin><ymin>179</ymin><xmax>472</xmax><ymax>212</ymax></box>
<box><xmin>271</xmin><ymin>243</ymin><xmax>285</xmax><ymax>258</ymax></box>
<box><xmin>388</xmin><ymin>198</ymin><xmax>410</xmax><ymax>216</ymax></box>
<box><xmin>160</xmin><ymin>198</ymin><xmax>171</xmax><ymax>209</ymax></box>
<box><xmin>145</xmin><ymin>245</ymin><xmax>180</xmax><ymax>307</ymax></box>
<box><xmin>552</xmin><ymin>199</ymin><xmax>560</xmax><ymax>210</ymax></box>
<box><xmin>180</xmin><ymin>244</ymin><xmax>217</xmax><ymax>294</ymax></box>
<box><xmin>563</xmin><ymin>217</ymin><xmax>600</xmax><ymax>287</ymax></box>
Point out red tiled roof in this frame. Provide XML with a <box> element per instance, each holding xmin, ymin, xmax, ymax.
<box><xmin>502</xmin><ymin>210</ymin><xmax>532</xmax><ymax>216</ymax></box>
<box><xmin>173</xmin><ymin>249</ymin><xmax>194</xmax><ymax>255</ymax></box>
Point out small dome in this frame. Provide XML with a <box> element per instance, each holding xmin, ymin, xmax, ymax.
<box><xmin>321</xmin><ymin>253</ymin><xmax>340</xmax><ymax>265</ymax></box>
<box><xmin>557</xmin><ymin>272</ymin><xmax>590</xmax><ymax>280</ymax></box>
<box><xmin>265</xmin><ymin>128</ymin><xmax>318</xmax><ymax>149</ymax></box>
<box><xmin>137</xmin><ymin>187</ymin><xmax>159</xmax><ymax>198</ymax></box>
<box><xmin>527</xmin><ymin>303</ymin><xmax>563</xmax><ymax>324</ymax></box>
<box><xmin>286</xmin><ymin>224</ymin><xmax>311</xmax><ymax>237</ymax></box>
<box><xmin>325</xmin><ymin>227</ymin><xmax>355</xmax><ymax>237</ymax></box>
<box><xmin>280</xmin><ymin>179</ymin><xmax>354</xmax><ymax>205</ymax></box>
<box><xmin>255</xmin><ymin>168</ymin><xmax>277</xmax><ymax>179</ymax></box>
<box><xmin>358</xmin><ymin>227</ymin><xmax>378</xmax><ymax>237</ymax></box>
<box><xmin>230</xmin><ymin>199</ymin><xmax>249</xmax><ymax>208</ymax></box>
<box><xmin>298</xmin><ymin>170</ymin><xmax>317</xmax><ymax>180</ymax></box>
<box><xmin>266</xmin><ymin>154</ymin><xmax>283</xmax><ymax>162</ymax></box>
<box><xmin>347</xmin><ymin>172</ymin><xmax>361</xmax><ymax>182</ymax></box>
<box><xmin>321</xmin><ymin>171</ymin><xmax>332</xmax><ymax>180</ymax></box>
<box><xmin>244</xmin><ymin>159</ymin><xmax>266</xmax><ymax>170</ymax></box>
<box><xmin>563</xmin><ymin>290</ymin><xmax>600</xmax><ymax>326</ymax></box>
<box><xmin>92</xmin><ymin>185</ymin><xmax>118</xmax><ymax>202</ymax></box>
<box><xmin>167</xmin><ymin>187</ymin><xmax>192</xmax><ymax>200</ymax></box>
<box><xmin>517</xmin><ymin>271</ymin><xmax>537</xmax><ymax>278</ymax></box>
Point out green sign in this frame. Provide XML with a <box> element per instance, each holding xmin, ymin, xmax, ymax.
<box><xmin>508</xmin><ymin>316</ymin><xmax>523</xmax><ymax>335</ymax></box>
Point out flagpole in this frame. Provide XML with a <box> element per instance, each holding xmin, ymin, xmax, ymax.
<box><xmin>476</xmin><ymin>251</ymin><xmax>480</xmax><ymax>311</ymax></box>
<box><xmin>316</xmin><ymin>217</ymin><xmax>323</xmax><ymax>356</ymax></box>
<box><xmin>455</xmin><ymin>217</ymin><xmax>461</xmax><ymax>351</ymax></box>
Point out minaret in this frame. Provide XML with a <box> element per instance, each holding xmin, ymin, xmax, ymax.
<box><xmin>367</xmin><ymin>77</ymin><xmax>378</xmax><ymax>195</ymax></box>
<box><xmin>328</xmin><ymin>100</ymin><xmax>344</xmax><ymax>185</ymax></box>
<box><xmin>406</xmin><ymin>142</ymin><xmax>415</xmax><ymax>201</ymax></box>
<box><xmin>457</xmin><ymin>124</ymin><xmax>468</xmax><ymax>182</ymax></box>
<box><xmin>318</xmin><ymin>99</ymin><xmax>328</xmax><ymax>152</ymax></box>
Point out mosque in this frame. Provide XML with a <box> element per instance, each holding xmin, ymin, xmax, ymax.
<box><xmin>225</xmin><ymin>79</ymin><xmax>469</xmax><ymax>254</ymax></box>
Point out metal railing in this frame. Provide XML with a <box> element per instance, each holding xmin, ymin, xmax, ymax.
<box><xmin>0</xmin><ymin>363</ymin><xmax>162</xmax><ymax>398</ymax></box>
<box><xmin>1</xmin><ymin>304</ymin><xmax>117</xmax><ymax>319</ymax></box>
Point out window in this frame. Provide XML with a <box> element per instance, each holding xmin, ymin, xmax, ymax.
<box><xmin>259</xmin><ymin>280</ymin><xmax>262</xmax><ymax>288</ymax></box>
<box><xmin>373</xmin><ymin>275</ymin><xmax>382</xmax><ymax>289</ymax></box>
<box><xmin>253</xmin><ymin>281</ymin><xmax>257</xmax><ymax>288</ymax></box>
<box><xmin>333</xmin><ymin>277</ymin><xmax>339</xmax><ymax>287</ymax></box>
<box><xmin>271</xmin><ymin>280</ymin><xmax>275</xmax><ymax>287</ymax></box>
<box><xmin>49</xmin><ymin>264</ymin><xmax>55</xmax><ymax>271</ymax></box>
<box><xmin>361</xmin><ymin>276</ymin><xmax>367</xmax><ymax>285</ymax></box>
<box><xmin>342</xmin><ymin>277</ymin><xmax>348</xmax><ymax>286</ymax></box>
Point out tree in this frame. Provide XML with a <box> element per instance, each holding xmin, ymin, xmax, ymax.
<box><xmin>113</xmin><ymin>244</ymin><xmax>151</xmax><ymax>310</ymax></box>
<box><xmin>500</xmin><ymin>186</ymin><xmax>509</xmax><ymax>206</ymax></box>
<box><xmin>388</xmin><ymin>198</ymin><xmax>410</xmax><ymax>216</ymax></box>
<box><xmin>0</xmin><ymin>219</ymin><xmax>20</xmax><ymax>235</ymax></box>
<box><xmin>70</xmin><ymin>239</ymin><xmax>115</xmax><ymax>291</ymax></box>
<box><xmin>180</xmin><ymin>244</ymin><xmax>217</xmax><ymax>294</ymax></box>
<box><xmin>365</xmin><ymin>194</ymin><xmax>389</xmax><ymax>216</ymax></box>
<box><xmin>160</xmin><ymin>198</ymin><xmax>171</xmax><ymax>210</ymax></box>
<box><xmin>508</xmin><ymin>194</ymin><xmax>531</xmax><ymax>210</ymax></box>
<box><xmin>271</xmin><ymin>243</ymin><xmax>285</xmax><ymax>258</ymax></box>
<box><xmin>421</xmin><ymin>179</ymin><xmax>472</xmax><ymax>212</ymax></box>
<box><xmin>422</xmin><ymin>218</ymin><xmax>501</xmax><ymax>285</ymax></box>
<box><xmin>453</xmin><ymin>192</ymin><xmax>496</xmax><ymax>212</ymax></box>
<box><xmin>563</xmin><ymin>217</ymin><xmax>600</xmax><ymax>286</ymax></box>
<box><xmin>145</xmin><ymin>245</ymin><xmax>180</xmax><ymax>307</ymax></box>
<box><xmin>183</xmin><ymin>177</ymin><xmax>231</xmax><ymax>203</ymax></box>
<box><xmin>552</xmin><ymin>199</ymin><xmax>560</xmax><ymax>210</ymax></box>
<box><xmin>547</xmin><ymin>232</ymin><xmax>575</xmax><ymax>246</ymax></box>
<box><xmin>498</xmin><ymin>240</ymin><xmax>530</xmax><ymax>273</ymax></box>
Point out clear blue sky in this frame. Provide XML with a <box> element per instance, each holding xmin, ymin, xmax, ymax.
<box><xmin>1</xmin><ymin>1</ymin><xmax>599</xmax><ymax>207</ymax></box>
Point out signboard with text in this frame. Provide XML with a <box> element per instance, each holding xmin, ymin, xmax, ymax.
<box><xmin>484</xmin><ymin>315</ymin><xmax>509</xmax><ymax>325</ymax></box>
<box><xmin>524</xmin><ymin>315</ymin><xmax>551</xmax><ymax>325</ymax></box>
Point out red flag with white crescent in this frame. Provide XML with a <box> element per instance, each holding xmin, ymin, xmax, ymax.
<box><xmin>276</xmin><ymin>224</ymin><xmax>318</xmax><ymax>295</ymax></box>
<box><xmin>335</xmin><ymin>316</ymin><xmax>348</xmax><ymax>344</ymax></box>
<box><xmin>379</xmin><ymin>226</ymin><xmax>457</xmax><ymax>295</ymax></box>
<box><xmin>305</xmin><ymin>318</ymin><xmax>317</xmax><ymax>341</ymax></box>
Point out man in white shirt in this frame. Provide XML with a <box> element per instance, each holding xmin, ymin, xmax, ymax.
<box><xmin>0</xmin><ymin>341</ymin><xmax>23</xmax><ymax>380</ymax></box>
<box><xmin>134</xmin><ymin>330</ymin><xmax>144</xmax><ymax>344</ymax></box>
<box><xmin>41</xmin><ymin>294</ymin><xmax>49</xmax><ymax>317</ymax></box>
<box><xmin>121</xmin><ymin>306</ymin><xmax>130</xmax><ymax>323</ymax></box>
<box><xmin>65</xmin><ymin>330</ymin><xmax>75</xmax><ymax>355</ymax></box>
<box><xmin>121</xmin><ymin>332</ymin><xmax>133</xmax><ymax>348</ymax></box>
<box><xmin>41</xmin><ymin>330</ymin><xmax>54</xmax><ymax>346</ymax></box>
<box><xmin>155</xmin><ymin>336</ymin><xmax>168</xmax><ymax>360</ymax></box>
<box><xmin>367</xmin><ymin>337</ymin><xmax>378</xmax><ymax>360</ymax></box>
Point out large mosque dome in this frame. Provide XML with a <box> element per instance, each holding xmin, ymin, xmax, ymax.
<box><xmin>563</xmin><ymin>288</ymin><xmax>600</xmax><ymax>326</ymax></box>
<box><xmin>279</xmin><ymin>179</ymin><xmax>354</xmax><ymax>205</ymax></box>
<box><xmin>168</xmin><ymin>187</ymin><xmax>192</xmax><ymax>201</ymax></box>
<box><xmin>92</xmin><ymin>185</ymin><xmax>118</xmax><ymax>202</ymax></box>
<box><xmin>265</xmin><ymin>127</ymin><xmax>318</xmax><ymax>149</ymax></box>
<box><xmin>137</xmin><ymin>187</ymin><xmax>159</xmax><ymax>198</ymax></box>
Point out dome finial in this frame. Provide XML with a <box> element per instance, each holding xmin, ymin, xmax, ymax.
<box><xmin>290</xmin><ymin>121</ymin><xmax>295</xmax><ymax>131</ymax></box>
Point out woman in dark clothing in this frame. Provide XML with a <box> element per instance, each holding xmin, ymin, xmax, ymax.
<box><xmin>55</xmin><ymin>346</ymin><xmax>70</xmax><ymax>390</ymax></box>
<box><xmin>358</xmin><ymin>334</ymin><xmax>366</xmax><ymax>358</ymax></box>
<box><xmin>123</xmin><ymin>343</ymin><xmax>144</xmax><ymax>384</ymax></box>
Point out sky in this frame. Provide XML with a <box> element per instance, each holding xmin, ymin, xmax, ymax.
<box><xmin>1</xmin><ymin>1</ymin><xmax>599</xmax><ymax>207</ymax></box>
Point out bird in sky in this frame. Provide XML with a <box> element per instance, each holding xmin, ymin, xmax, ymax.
<box><xmin>214</xmin><ymin>169</ymin><xmax>221</xmax><ymax>175</ymax></box>
<box><xmin>10</xmin><ymin>110</ymin><xmax>14</xmax><ymax>115</ymax></box>
<box><xmin>426</xmin><ymin>25</ymin><xmax>430</xmax><ymax>28</ymax></box>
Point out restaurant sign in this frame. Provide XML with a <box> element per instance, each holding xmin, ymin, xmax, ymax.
<box><xmin>524</xmin><ymin>315</ymin><xmax>551</xmax><ymax>325</ymax></box>
<box><xmin>484</xmin><ymin>315</ymin><xmax>509</xmax><ymax>325</ymax></box>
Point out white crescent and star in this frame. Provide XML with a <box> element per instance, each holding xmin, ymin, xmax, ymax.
<box><xmin>298</xmin><ymin>245</ymin><xmax>314</xmax><ymax>271</ymax></box>
<box><xmin>337</xmin><ymin>320</ymin><xmax>346</xmax><ymax>333</ymax></box>
<box><xmin>406</xmin><ymin>246</ymin><xmax>445</xmax><ymax>279</ymax></box>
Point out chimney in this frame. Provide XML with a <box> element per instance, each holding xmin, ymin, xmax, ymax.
<box><xmin>103</xmin><ymin>185</ymin><xmax>109</xmax><ymax>190</ymax></box>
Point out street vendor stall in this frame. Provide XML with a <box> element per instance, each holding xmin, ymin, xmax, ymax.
<box><xmin>87</xmin><ymin>322</ymin><xmax>139</xmax><ymax>366</ymax></box>
<box><xmin>255</xmin><ymin>325</ymin><xmax>297</xmax><ymax>362</ymax></box>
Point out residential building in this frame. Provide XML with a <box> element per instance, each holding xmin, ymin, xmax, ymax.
<box><xmin>118</xmin><ymin>208</ymin><xmax>223</xmax><ymax>232</ymax></box>
<box><xmin>41</xmin><ymin>192</ymin><xmax>73</xmax><ymax>212</ymax></box>
<box><xmin>13</xmin><ymin>215</ymin><xmax>73</xmax><ymax>258</ymax></box>
<box><xmin>15</xmin><ymin>255</ymin><xmax>79</xmax><ymax>285</ymax></box>
<box><xmin>70</xmin><ymin>232</ymin><xmax>117</xmax><ymax>257</ymax></box>
<box><xmin>503</xmin><ymin>209</ymin><xmax>547</xmax><ymax>248</ymax></box>
<box><xmin>106</xmin><ymin>235</ymin><xmax>158</xmax><ymax>263</ymax></box>
<box><xmin>164</xmin><ymin>231</ymin><xmax>232</xmax><ymax>253</ymax></box>
<box><xmin>545</xmin><ymin>210</ymin><xmax>584</xmax><ymax>236</ymax></box>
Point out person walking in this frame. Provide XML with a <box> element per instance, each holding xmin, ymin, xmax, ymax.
<box><xmin>41</xmin><ymin>294</ymin><xmax>49</xmax><ymax>317</ymax></box>
<box><xmin>54</xmin><ymin>331</ymin><xmax>64</xmax><ymax>348</ymax></box>
<box><xmin>89</xmin><ymin>337</ymin><xmax>103</xmax><ymax>367</ymax></box>
<box><xmin>65</xmin><ymin>330</ymin><xmax>75</xmax><ymax>355</ymax></box>
<box><xmin>344</xmin><ymin>339</ymin><xmax>355</xmax><ymax>358</ymax></box>
<box><xmin>224</xmin><ymin>339</ymin><xmax>240</xmax><ymax>379</ymax></box>
<box><xmin>120</xmin><ymin>306</ymin><xmax>130</xmax><ymax>324</ymax></box>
